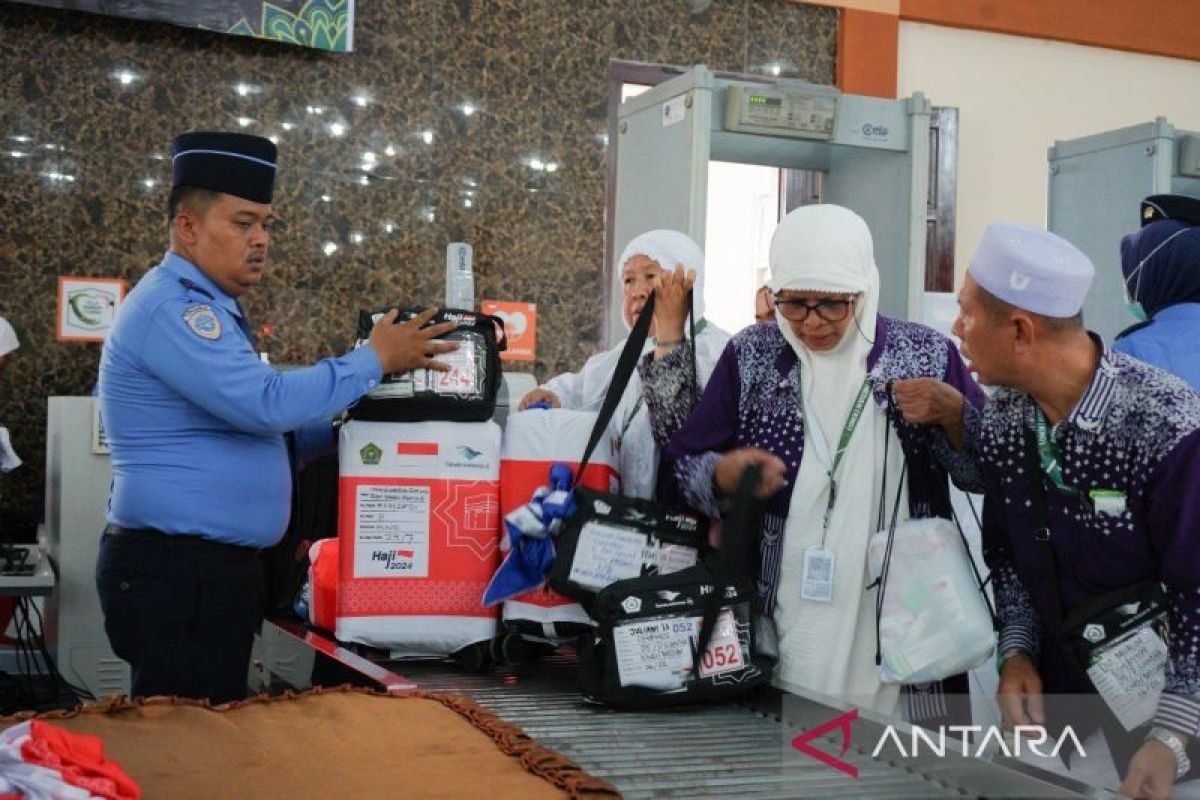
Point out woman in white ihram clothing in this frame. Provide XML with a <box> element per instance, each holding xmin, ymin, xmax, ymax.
<box><xmin>518</xmin><ymin>230</ymin><xmax>730</xmax><ymax>500</ymax></box>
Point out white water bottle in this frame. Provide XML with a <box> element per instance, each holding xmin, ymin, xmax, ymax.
<box><xmin>445</xmin><ymin>242</ymin><xmax>474</xmax><ymax>309</ymax></box>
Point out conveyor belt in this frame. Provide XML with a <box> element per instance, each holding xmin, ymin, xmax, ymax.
<box><xmin>261</xmin><ymin>622</ymin><xmax>1104</xmax><ymax>799</ymax></box>
<box><xmin>385</xmin><ymin>648</ymin><xmax>1101</xmax><ymax>799</ymax></box>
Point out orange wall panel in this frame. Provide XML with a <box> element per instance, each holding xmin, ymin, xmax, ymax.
<box><xmin>837</xmin><ymin>8</ymin><xmax>899</xmax><ymax>98</ymax></box>
<box><xmin>899</xmin><ymin>0</ymin><xmax>1200</xmax><ymax>63</ymax></box>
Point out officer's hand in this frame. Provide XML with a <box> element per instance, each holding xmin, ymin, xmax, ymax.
<box><xmin>369</xmin><ymin>308</ymin><xmax>459</xmax><ymax>374</ymax></box>
<box><xmin>892</xmin><ymin>378</ymin><xmax>967</xmax><ymax>450</ymax></box>
<box><xmin>997</xmin><ymin>652</ymin><xmax>1046</xmax><ymax>728</ymax></box>
<box><xmin>714</xmin><ymin>448</ymin><xmax>787</xmax><ymax>499</ymax></box>
<box><xmin>518</xmin><ymin>388</ymin><xmax>562</xmax><ymax>411</ymax></box>
<box><xmin>1120</xmin><ymin>739</ymin><xmax>1181</xmax><ymax>799</ymax></box>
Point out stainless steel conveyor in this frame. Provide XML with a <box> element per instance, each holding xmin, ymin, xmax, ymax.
<box><xmin>257</xmin><ymin>620</ymin><xmax>1112</xmax><ymax>799</ymax></box>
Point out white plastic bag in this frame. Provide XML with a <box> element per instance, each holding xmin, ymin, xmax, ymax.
<box><xmin>867</xmin><ymin>517</ymin><xmax>995</xmax><ymax>684</ymax></box>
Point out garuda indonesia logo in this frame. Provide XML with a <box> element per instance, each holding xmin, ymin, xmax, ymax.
<box><xmin>458</xmin><ymin>445</ymin><xmax>483</xmax><ymax>460</ymax></box>
<box><xmin>360</xmin><ymin>442</ymin><xmax>382</xmax><ymax>465</ymax></box>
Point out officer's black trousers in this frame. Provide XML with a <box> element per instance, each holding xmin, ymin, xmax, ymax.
<box><xmin>95</xmin><ymin>532</ymin><xmax>264</xmax><ymax>705</ymax></box>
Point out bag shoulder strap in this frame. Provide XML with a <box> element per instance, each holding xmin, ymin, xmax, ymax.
<box><xmin>575</xmin><ymin>291</ymin><xmax>698</xmax><ymax>485</ymax></box>
<box><xmin>574</xmin><ymin>295</ymin><xmax>655</xmax><ymax>484</ymax></box>
<box><xmin>693</xmin><ymin>464</ymin><xmax>762</xmax><ymax>670</ymax></box>
<box><xmin>1024</xmin><ymin>426</ymin><xmax>1067</xmax><ymax>637</ymax></box>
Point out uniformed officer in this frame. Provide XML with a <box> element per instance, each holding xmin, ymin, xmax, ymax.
<box><xmin>96</xmin><ymin>131</ymin><xmax>456</xmax><ymax>703</ymax></box>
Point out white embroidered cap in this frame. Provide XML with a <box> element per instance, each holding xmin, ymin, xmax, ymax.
<box><xmin>968</xmin><ymin>223</ymin><xmax>1094</xmax><ymax>318</ymax></box>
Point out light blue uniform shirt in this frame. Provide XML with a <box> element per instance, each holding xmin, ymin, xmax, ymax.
<box><xmin>99</xmin><ymin>252</ymin><xmax>383</xmax><ymax>547</ymax></box>
<box><xmin>1113</xmin><ymin>303</ymin><xmax>1200</xmax><ymax>392</ymax></box>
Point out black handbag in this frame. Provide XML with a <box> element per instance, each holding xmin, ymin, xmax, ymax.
<box><xmin>578</xmin><ymin>467</ymin><xmax>773</xmax><ymax>708</ymax></box>
<box><xmin>1023</xmin><ymin>430</ymin><xmax>1168</xmax><ymax>731</ymax></box>
<box><xmin>348</xmin><ymin>307</ymin><xmax>506</xmax><ymax>423</ymax></box>
<box><xmin>548</xmin><ymin>486</ymin><xmax>709</xmax><ymax>601</ymax></box>
<box><xmin>545</xmin><ymin>292</ymin><xmax>708</xmax><ymax>605</ymax></box>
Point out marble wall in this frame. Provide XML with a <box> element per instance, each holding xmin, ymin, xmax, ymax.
<box><xmin>0</xmin><ymin>0</ymin><xmax>836</xmax><ymax>522</ymax></box>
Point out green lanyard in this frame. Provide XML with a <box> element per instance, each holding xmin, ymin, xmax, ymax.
<box><xmin>616</xmin><ymin>396</ymin><xmax>644</xmax><ymax>449</ymax></box>
<box><xmin>820</xmin><ymin>378</ymin><xmax>874</xmax><ymax>537</ymax></box>
<box><xmin>1033</xmin><ymin>409</ymin><xmax>1083</xmax><ymax>499</ymax></box>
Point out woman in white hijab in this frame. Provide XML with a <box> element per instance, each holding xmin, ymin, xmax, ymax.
<box><xmin>663</xmin><ymin>205</ymin><xmax>983</xmax><ymax>722</ymax></box>
<box><xmin>518</xmin><ymin>230</ymin><xmax>729</xmax><ymax>499</ymax></box>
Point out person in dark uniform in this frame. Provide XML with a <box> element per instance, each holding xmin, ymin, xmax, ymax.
<box><xmin>1114</xmin><ymin>193</ymin><xmax>1200</xmax><ymax>390</ymax></box>
<box><xmin>97</xmin><ymin>131</ymin><xmax>456</xmax><ymax>703</ymax></box>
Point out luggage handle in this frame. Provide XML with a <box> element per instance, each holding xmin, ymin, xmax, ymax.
<box><xmin>359</xmin><ymin>307</ymin><xmax>508</xmax><ymax>352</ymax></box>
<box><xmin>478</xmin><ymin>312</ymin><xmax>508</xmax><ymax>353</ymax></box>
<box><xmin>691</xmin><ymin>463</ymin><xmax>762</xmax><ymax>675</ymax></box>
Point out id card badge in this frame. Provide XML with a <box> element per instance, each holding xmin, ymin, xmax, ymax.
<box><xmin>1090</xmin><ymin>489</ymin><xmax>1127</xmax><ymax>517</ymax></box>
<box><xmin>800</xmin><ymin>546</ymin><xmax>835</xmax><ymax>604</ymax></box>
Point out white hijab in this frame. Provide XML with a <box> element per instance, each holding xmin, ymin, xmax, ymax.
<box><xmin>542</xmin><ymin>230</ymin><xmax>728</xmax><ymax>499</ymax></box>
<box><xmin>617</xmin><ymin>229</ymin><xmax>707</xmax><ymax>326</ymax></box>
<box><xmin>767</xmin><ymin>205</ymin><xmax>907</xmax><ymax>715</ymax></box>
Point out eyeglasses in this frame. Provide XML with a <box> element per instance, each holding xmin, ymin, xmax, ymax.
<box><xmin>774</xmin><ymin>295</ymin><xmax>857</xmax><ymax>322</ymax></box>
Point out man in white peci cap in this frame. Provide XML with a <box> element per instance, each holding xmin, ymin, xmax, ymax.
<box><xmin>947</xmin><ymin>222</ymin><xmax>1200</xmax><ymax>797</ymax></box>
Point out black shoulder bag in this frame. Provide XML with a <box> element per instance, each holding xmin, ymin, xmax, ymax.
<box><xmin>578</xmin><ymin>465</ymin><xmax>773</xmax><ymax>708</ymax></box>
<box><xmin>547</xmin><ymin>292</ymin><xmax>710</xmax><ymax>603</ymax></box>
<box><xmin>1023</xmin><ymin>428</ymin><xmax>1168</xmax><ymax>732</ymax></box>
<box><xmin>348</xmin><ymin>307</ymin><xmax>506</xmax><ymax>423</ymax></box>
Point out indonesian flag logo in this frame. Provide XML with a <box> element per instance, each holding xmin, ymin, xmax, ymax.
<box><xmin>396</xmin><ymin>442</ymin><xmax>438</xmax><ymax>456</ymax></box>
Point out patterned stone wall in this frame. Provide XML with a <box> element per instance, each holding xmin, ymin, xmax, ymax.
<box><xmin>0</xmin><ymin>0</ymin><xmax>835</xmax><ymax>522</ymax></box>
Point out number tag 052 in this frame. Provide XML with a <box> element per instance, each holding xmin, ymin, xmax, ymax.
<box><xmin>697</xmin><ymin>609</ymin><xmax>744</xmax><ymax>679</ymax></box>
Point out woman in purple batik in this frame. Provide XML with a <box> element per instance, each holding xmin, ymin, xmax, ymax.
<box><xmin>657</xmin><ymin>205</ymin><xmax>983</xmax><ymax>723</ymax></box>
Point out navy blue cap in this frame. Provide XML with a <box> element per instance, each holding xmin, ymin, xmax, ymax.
<box><xmin>1141</xmin><ymin>194</ymin><xmax>1200</xmax><ymax>227</ymax></box>
<box><xmin>171</xmin><ymin>131</ymin><xmax>277</xmax><ymax>204</ymax></box>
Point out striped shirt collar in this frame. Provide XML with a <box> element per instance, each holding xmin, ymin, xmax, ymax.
<box><xmin>1063</xmin><ymin>333</ymin><xmax>1119</xmax><ymax>433</ymax></box>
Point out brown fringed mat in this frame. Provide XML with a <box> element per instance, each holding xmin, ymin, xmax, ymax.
<box><xmin>0</xmin><ymin>686</ymin><xmax>620</xmax><ymax>799</ymax></box>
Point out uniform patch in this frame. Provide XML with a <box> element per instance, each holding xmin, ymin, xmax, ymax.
<box><xmin>183</xmin><ymin>305</ymin><xmax>221</xmax><ymax>340</ymax></box>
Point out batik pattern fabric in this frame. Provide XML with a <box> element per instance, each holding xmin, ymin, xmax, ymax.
<box><xmin>976</xmin><ymin>337</ymin><xmax>1200</xmax><ymax>735</ymax></box>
